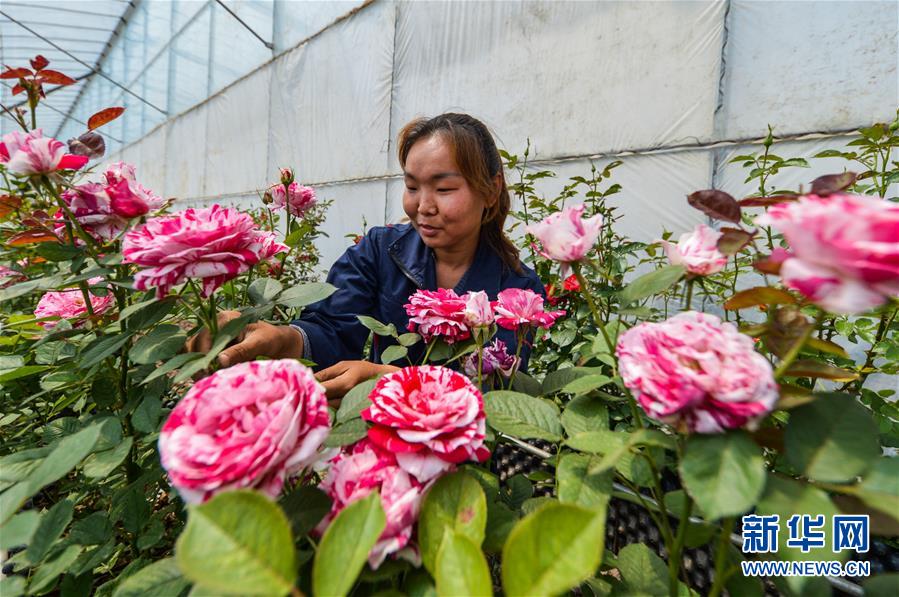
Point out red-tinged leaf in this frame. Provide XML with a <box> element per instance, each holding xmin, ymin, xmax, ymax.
<box><xmin>88</xmin><ymin>107</ymin><xmax>125</xmax><ymax>130</ymax></box>
<box><xmin>6</xmin><ymin>229</ymin><xmax>59</xmax><ymax>246</ymax></box>
<box><xmin>783</xmin><ymin>359</ymin><xmax>858</xmax><ymax>382</ymax></box>
<box><xmin>766</xmin><ymin>306</ymin><xmax>813</xmax><ymax>359</ymax></box>
<box><xmin>37</xmin><ymin>70</ymin><xmax>76</xmax><ymax>86</ymax></box>
<box><xmin>753</xmin><ymin>256</ymin><xmax>783</xmax><ymax>275</ymax></box>
<box><xmin>30</xmin><ymin>55</ymin><xmax>49</xmax><ymax>71</ymax></box>
<box><xmin>687</xmin><ymin>189</ymin><xmax>742</xmax><ymax>223</ymax></box>
<box><xmin>0</xmin><ymin>195</ymin><xmax>23</xmax><ymax>219</ymax></box>
<box><xmin>67</xmin><ymin>131</ymin><xmax>105</xmax><ymax>159</ymax></box>
<box><xmin>11</xmin><ymin>84</ymin><xmax>25</xmax><ymax>96</ymax></box>
<box><xmin>717</xmin><ymin>227</ymin><xmax>755</xmax><ymax>255</ymax></box>
<box><xmin>805</xmin><ymin>337</ymin><xmax>850</xmax><ymax>359</ymax></box>
<box><xmin>810</xmin><ymin>172</ymin><xmax>857</xmax><ymax>196</ymax></box>
<box><xmin>738</xmin><ymin>195</ymin><xmax>798</xmax><ymax>207</ymax></box>
<box><xmin>774</xmin><ymin>386</ymin><xmax>816</xmax><ymax>411</ymax></box>
<box><xmin>0</xmin><ymin>67</ymin><xmax>32</xmax><ymax>79</ymax></box>
<box><xmin>724</xmin><ymin>287</ymin><xmax>796</xmax><ymax>310</ymax></box>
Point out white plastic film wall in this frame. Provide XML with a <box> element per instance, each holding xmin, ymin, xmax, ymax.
<box><xmin>97</xmin><ymin>0</ymin><xmax>897</xmax><ymax>271</ymax></box>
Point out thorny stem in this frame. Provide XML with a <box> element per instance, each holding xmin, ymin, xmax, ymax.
<box><xmin>708</xmin><ymin>517</ymin><xmax>737</xmax><ymax>597</ymax></box>
<box><xmin>773</xmin><ymin>312</ymin><xmax>824</xmax><ymax>380</ymax></box>
<box><xmin>840</xmin><ymin>309</ymin><xmax>896</xmax><ymax>392</ymax></box>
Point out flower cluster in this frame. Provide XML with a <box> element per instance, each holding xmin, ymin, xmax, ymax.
<box><xmin>0</xmin><ymin>129</ymin><xmax>88</xmax><ymax>176</ymax></box>
<box><xmin>158</xmin><ymin>360</ymin><xmax>330</xmax><ymax>504</ymax></box>
<box><xmin>267</xmin><ymin>181</ymin><xmax>316</xmax><ymax>217</ymax></box>
<box><xmin>33</xmin><ymin>277</ymin><xmax>114</xmax><ymax>328</ymax></box>
<box><xmin>122</xmin><ymin>204</ymin><xmax>287</xmax><ymax>297</ymax></box>
<box><xmin>758</xmin><ymin>193</ymin><xmax>899</xmax><ymax>314</ymax></box>
<box><xmin>616</xmin><ymin>311</ymin><xmax>778</xmax><ymax>433</ymax></box>
<box><xmin>58</xmin><ymin>162</ymin><xmax>164</xmax><ymax>241</ymax></box>
<box><xmin>660</xmin><ymin>224</ymin><xmax>728</xmax><ymax>276</ymax></box>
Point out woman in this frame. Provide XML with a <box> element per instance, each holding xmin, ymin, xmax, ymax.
<box><xmin>191</xmin><ymin>113</ymin><xmax>545</xmax><ymax>398</ymax></box>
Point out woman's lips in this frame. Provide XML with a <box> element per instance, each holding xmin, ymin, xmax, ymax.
<box><xmin>418</xmin><ymin>223</ymin><xmax>441</xmax><ymax>237</ymax></box>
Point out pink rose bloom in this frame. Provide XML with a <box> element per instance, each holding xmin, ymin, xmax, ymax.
<box><xmin>527</xmin><ymin>204</ymin><xmax>603</xmax><ymax>274</ymax></box>
<box><xmin>158</xmin><ymin>359</ymin><xmax>330</xmax><ymax>504</ymax></box>
<box><xmin>616</xmin><ymin>311</ymin><xmax>778</xmax><ymax>434</ymax></box>
<box><xmin>33</xmin><ymin>277</ymin><xmax>113</xmax><ymax>328</ymax></box>
<box><xmin>0</xmin><ymin>129</ymin><xmax>89</xmax><ymax>176</ymax></box>
<box><xmin>104</xmin><ymin>161</ymin><xmax>164</xmax><ymax>217</ymax></box>
<box><xmin>463</xmin><ymin>338</ymin><xmax>520</xmax><ymax>379</ymax></box>
<box><xmin>122</xmin><ymin>204</ymin><xmax>288</xmax><ymax>298</ymax></box>
<box><xmin>0</xmin><ymin>265</ymin><xmax>24</xmax><ymax>289</ymax></box>
<box><xmin>404</xmin><ymin>288</ymin><xmax>470</xmax><ymax>344</ymax></box>
<box><xmin>317</xmin><ymin>439</ymin><xmax>426</xmax><ymax>569</ymax></box>
<box><xmin>362</xmin><ymin>366</ymin><xmax>490</xmax><ymax>483</ymax></box>
<box><xmin>494</xmin><ymin>288</ymin><xmax>565</xmax><ymax>331</ymax></box>
<box><xmin>462</xmin><ymin>290</ymin><xmax>494</xmax><ymax>327</ymax></box>
<box><xmin>757</xmin><ymin>194</ymin><xmax>899</xmax><ymax>314</ymax></box>
<box><xmin>660</xmin><ymin>224</ymin><xmax>728</xmax><ymax>276</ymax></box>
<box><xmin>268</xmin><ymin>182</ymin><xmax>316</xmax><ymax>217</ymax></box>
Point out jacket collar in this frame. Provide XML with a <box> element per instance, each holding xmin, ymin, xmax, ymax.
<box><xmin>387</xmin><ymin>224</ymin><xmax>505</xmax><ymax>296</ymax></box>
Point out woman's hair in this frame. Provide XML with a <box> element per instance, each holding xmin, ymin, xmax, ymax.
<box><xmin>397</xmin><ymin>113</ymin><xmax>522</xmax><ymax>274</ymax></box>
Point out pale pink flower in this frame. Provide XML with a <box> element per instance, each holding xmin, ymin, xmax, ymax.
<box><xmin>463</xmin><ymin>339</ymin><xmax>520</xmax><ymax>379</ymax></box>
<box><xmin>659</xmin><ymin>224</ymin><xmax>728</xmax><ymax>276</ymax></box>
<box><xmin>268</xmin><ymin>182</ymin><xmax>316</xmax><ymax>217</ymax></box>
<box><xmin>494</xmin><ymin>288</ymin><xmax>565</xmax><ymax>331</ymax></box>
<box><xmin>158</xmin><ymin>359</ymin><xmax>330</xmax><ymax>504</ymax></box>
<box><xmin>462</xmin><ymin>290</ymin><xmax>494</xmax><ymax>327</ymax></box>
<box><xmin>362</xmin><ymin>366</ymin><xmax>490</xmax><ymax>483</ymax></box>
<box><xmin>33</xmin><ymin>277</ymin><xmax>113</xmax><ymax>328</ymax></box>
<box><xmin>317</xmin><ymin>439</ymin><xmax>426</xmax><ymax>569</ymax></box>
<box><xmin>404</xmin><ymin>288</ymin><xmax>470</xmax><ymax>344</ymax></box>
<box><xmin>0</xmin><ymin>129</ymin><xmax>88</xmax><ymax>176</ymax></box>
<box><xmin>122</xmin><ymin>204</ymin><xmax>288</xmax><ymax>298</ymax></box>
<box><xmin>616</xmin><ymin>311</ymin><xmax>778</xmax><ymax>434</ymax></box>
<box><xmin>527</xmin><ymin>204</ymin><xmax>603</xmax><ymax>273</ymax></box>
<box><xmin>757</xmin><ymin>194</ymin><xmax>899</xmax><ymax>314</ymax></box>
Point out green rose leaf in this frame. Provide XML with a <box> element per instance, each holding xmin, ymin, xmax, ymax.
<box><xmin>248</xmin><ymin>278</ymin><xmax>283</xmax><ymax>305</ymax></box>
<box><xmin>26</xmin><ymin>499</ymin><xmax>73</xmax><ymax>564</ymax></box>
<box><xmin>679</xmin><ymin>432</ymin><xmax>766</xmax><ymax>520</ymax></box>
<box><xmin>129</xmin><ymin>324</ymin><xmax>186</xmax><ymax>365</ymax></box>
<box><xmin>484</xmin><ymin>391</ymin><xmax>562</xmax><ymax>441</ymax></box>
<box><xmin>336</xmin><ymin>379</ymin><xmax>377</xmax><ymax>424</ymax></box>
<box><xmin>113</xmin><ymin>558</ymin><xmax>190</xmax><ymax>597</ymax></box>
<box><xmin>324</xmin><ymin>417</ymin><xmax>369</xmax><ymax>448</ymax></box>
<box><xmin>78</xmin><ymin>332</ymin><xmax>134</xmax><ymax>370</ymax></box>
<box><xmin>381</xmin><ymin>344</ymin><xmax>408</xmax><ymax>364</ymax></box>
<box><xmin>175</xmin><ymin>490</ymin><xmax>296</xmax><ymax>596</ymax></box>
<box><xmin>618</xmin><ymin>264</ymin><xmax>685</xmax><ymax>304</ymax></box>
<box><xmin>313</xmin><ymin>492</ymin><xmax>386</xmax><ymax>597</ymax></box>
<box><xmin>502</xmin><ymin>503</ymin><xmax>605</xmax><ymax>597</ymax></box>
<box><xmin>541</xmin><ymin>367</ymin><xmax>605</xmax><ymax>396</ymax></box>
<box><xmin>616</xmin><ymin>543</ymin><xmax>669</xmax><ymax>597</ymax></box>
<box><xmin>556</xmin><ymin>453</ymin><xmax>613</xmax><ymax>511</ymax></box>
<box><xmin>279</xmin><ymin>485</ymin><xmax>332</xmax><ymax>538</ymax></box>
<box><xmin>435</xmin><ymin>531</ymin><xmax>493</xmax><ymax>597</ymax></box>
<box><xmin>278</xmin><ymin>282</ymin><xmax>337</xmax><ymax>308</ymax></box>
<box><xmin>356</xmin><ymin>315</ymin><xmax>398</xmax><ymax>337</ymax></box>
<box><xmin>419</xmin><ymin>471</ymin><xmax>487</xmax><ymax>574</ymax></box>
<box><xmin>857</xmin><ymin>458</ymin><xmax>899</xmax><ymax>523</ymax></box>
<box><xmin>784</xmin><ymin>393</ymin><xmax>880</xmax><ymax>482</ymax></box>
<box><xmin>560</xmin><ymin>374</ymin><xmax>614</xmax><ymax>397</ymax></box>
<box><xmin>560</xmin><ymin>396</ymin><xmax>609</xmax><ymax>436</ymax></box>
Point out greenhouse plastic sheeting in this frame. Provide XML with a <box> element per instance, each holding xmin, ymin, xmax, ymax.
<box><xmin>718</xmin><ymin>0</ymin><xmax>899</xmax><ymax>139</ymax></box>
<box><xmin>205</xmin><ymin>67</ymin><xmax>273</xmax><ymax>198</ymax></box>
<box><xmin>389</xmin><ymin>0</ymin><xmax>726</xmax><ymax>169</ymax></box>
<box><xmin>273</xmin><ymin>0</ymin><xmax>368</xmax><ymax>52</ymax></box>
<box><xmin>165</xmin><ymin>107</ymin><xmax>207</xmax><ymax>200</ymax></box>
<box><xmin>314</xmin><ymin>179</ymin><xmax>389</xmax><ymax>271</ymax></box>
<box><xmin>266</xmin><ymin>0</ymin><xmax>394</xmax><ymax>184</ymax></box>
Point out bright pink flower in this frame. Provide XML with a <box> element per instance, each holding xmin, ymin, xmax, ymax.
<box><xmin>104</xmin><ymin>161</ymin><xmax>164</xmax><ymax>217</ymax></box>
<box><xmin>462</xmin><ymin>290</ymin><xmax>494</xmax><ymax>327</ymax></box>
<box><xmin>527</xmin><ymin>204</ymin><xmax>603</xmax><ymax>273</ymax></box>
<box><xmin>494</xmin><ymin>288</ymin><xmax>564</xmax><ymax>331</ymax></box>
<box><xmin>0</xmin><ymin>265</ymin><xmax>24</xmax><ymax>289</ymax></box>
<box><xmin>757</xmin><ymin>194</ymin><xmax>899</xmax><ymax>314</ymax></box>
<box><xmin>362</xmin><ymin>366</ymin><xmax>490</xmax><ymax>483</ymax></box>
<box><xmin>122</xmin><ymin>205</ymin><xmax>288</xmax><ymax>298</ymax></box>
<box><xmin>158</xmin><ymin>359</ymin><xmax>330</xmax><ymax>504</ymax></box>
<box><xmin>317</xmin><ymin>439</ymin><xmax>426</xmax><ymax>569</ymax></box>
<box><xmin>659</xmin><ymin>224</ymin><xmax>728</xmax><ymax>276</ymax></box>
<box><xmin>404</xmin><ymin>288</ymin><xmax>470</xmax><ymax>344</ymax></box>
<box><xmin>268</xmin><ymin>182</ymin><xmax>316</xmax><ymax>217</ymax></box>
<box><xmin>616</xmin><ymin>311</ymin><xmax>778</xmax><ymax>434</ymax></box>
<box><xmin>33</xmin><ymin>277</ymin><xmax>113</xmax><ymax>328</ymax></box>
<box><xmin>0</xmin><ymin>129</ymin><xmax>88</xmax><ymax>176</ymax></box>
<box><xmin>463</xmin><ymin>339</ymin><xmax>520</xmax><ymax>379</ymax></box>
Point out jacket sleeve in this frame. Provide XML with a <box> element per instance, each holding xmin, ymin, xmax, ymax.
<box><xmin>291</xmin><ymin>230</ymin><xmax>381</xmax><ymax>370</ymax></box>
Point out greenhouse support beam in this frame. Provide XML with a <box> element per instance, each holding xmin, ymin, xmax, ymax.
<box><xmin>213</xmin><ymin>0</ymin><xmax>274</xmax><ymax>50</ymax></box>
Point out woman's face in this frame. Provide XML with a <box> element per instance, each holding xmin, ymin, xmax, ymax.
<box><xmin>402</xmin><ymin>135</ymin><xmax>487</xmax><ymax>252</ymax></box>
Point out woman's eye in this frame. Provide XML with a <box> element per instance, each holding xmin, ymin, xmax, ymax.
<box><xmin>437</xmin><ymin>188</ymin><xmax>455</xmax><ymax>193</ymax></box>
<box><xmin>405</xmin><ymin>186</ymin><xmax>418</xmax><ymax>192</ymax></box>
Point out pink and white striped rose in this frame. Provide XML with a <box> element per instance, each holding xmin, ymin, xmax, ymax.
<box><xmin>660</xmin><ymin>224</ymin><xmax>728</xmax><ymax>276</ymax></box>
<box><xmin>268</xmin><ymin>181</ymin><xmax>316</xmax><ymax>217</ymax></box>
<box><xmin>494</xmin><ymin>288</ymin><xmax>564</xmax><ymax>331</ymax></box>
<box><xmin>404</xmin><ymin>288</ymin><xmax>470</xmax><ymax>344</ymax></box>
<box><xmin>616</xmin><ymin>311</ymin><xmax>778</xmax><ymax>434</ymax></box>
<box><xmin>33</xmin><ymin>276</ymin><xmax>113</xmax><ymax>328</ymax></box>
<box><xmin>158</xmin><ymin>359</ymin><xmax>330</xmax><ymax>504</ymax></box>
<box><xmin>757</xmin><ymin>193</ymin><xmax>899</xmax><ymax>314</ymax></box>
<box><xmin>122</xmin><ymin>204</ymin><xmax>287</xmax><ymax>298</ymax></box>
<box><xmin>527</xmin><ymin>204</ymin><xmax>603</xmax><ymax>273</ymax></box>
<box><xmin>362</xmin><ymin>366</ymin><xmax>489</xmax><ymax>483</ymax></box>
<box><xmin>0</xmin><ymin>129</ymin><xmax>88</xmax><ymax>176</ymax></box>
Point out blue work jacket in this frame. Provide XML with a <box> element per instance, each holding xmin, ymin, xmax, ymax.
<box><xmin>293</xmin><ymin>223</ymin><xmax>546</xmax><ymax>371</ymax></box>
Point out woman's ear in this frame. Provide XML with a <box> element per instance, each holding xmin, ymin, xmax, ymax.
<box><xmin>490</xmin><ymin>172</ymin><xmax>502</xmax><ymax>206</ymax></box>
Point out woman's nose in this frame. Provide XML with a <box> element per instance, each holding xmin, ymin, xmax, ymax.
<box><xmin>418</xmin><ymin>191</ymin><xmax>438</xmax><ymax>215</ymax></box>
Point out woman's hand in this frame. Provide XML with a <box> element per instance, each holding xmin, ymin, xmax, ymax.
<box><xmin>315</xmin><ymin>360</ymin><xmax>399</xmax><ymax>402</ymax></box>
<box><xmin>185</xmin><ymin>310</ymin><xmax>304</xmax><ymax>367</ymax></box>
